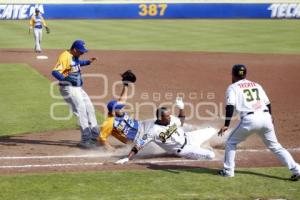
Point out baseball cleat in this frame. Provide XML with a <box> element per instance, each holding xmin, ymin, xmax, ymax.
<box><xmin>217</xmin><ymin>169</ymin><xmax>234</xmax><ymax>177</ymax></box>
<box><xmin>290</xmin><ymin>173</ymin><xmax>300</xmax><ymax>181</ymax></box>
<box><xmin>88</xmin><ymin>139</ymin><xmax>99</xmax><ymax>148</ymax></box>
<box><xmin>76</xmin><ymin>141</ymin><xmax>94</xmax><ymax>149</ymax></box>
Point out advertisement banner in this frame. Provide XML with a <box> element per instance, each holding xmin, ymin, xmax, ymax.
<box><xmin>1</xmin><ymin>3</ymin><xmax>300</xmax><ymax>19</ymax></box>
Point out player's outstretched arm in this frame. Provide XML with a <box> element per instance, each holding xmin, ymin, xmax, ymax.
<box><xmin>29</xmin><ymin>17</ymin><xmax>34</xmax><ymax>34</ymax></box>
<box><xmin>266</xmin><ymin>104</ymin><xmax>272</xmax><ymax>115</ymax></box>
<box><xmin>118</xmin><ymin>84</ymin><xmax>128</xmax><ymax>104</ymax></box>
<box><xmin>218</xmin><ymin>105</ymin><xmax>234</xmax><ymax>136</ymax></box>
<box><xmin>115</xmin><ymin>146</ymin><xmax>138</xmax><ymax>164</ymax></box>
<box><xmin>115</xmin><ymin>130</ymin><xmax>152</xmax><ymax>164</ymax></box>
<box><xmin>79</xmin><ymin>57</ymin><xmax>97</xmax><ymax>67</ymax></box>
<box><xmin>176</xmin><ymin>97</ymin><xmax>185</xmax><ymax>126</ymax></box>
<box><xmin>118</xmin><ymin>70</ymin><xmax>136</xmax><ymax>103</ymax></box>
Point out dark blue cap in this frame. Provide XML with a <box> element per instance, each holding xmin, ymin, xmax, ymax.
<box><xmin>107</xmin><ymin>100</ymin><xmax>125</xmax><ymax>112</ymax></box>
<box><xmin>35</xmin><ymin>8</ymin><xmax>40</xmax><ymax>12</ymax></box>
<box><xmin>232</xmin><ymin>64</ymin><xmax>247</xmax><ymax>78</ymax></box>
<box><xmin>71</xmin><ymin>40</ymin><xmax>88</xmax><ymax>53</ymax></box>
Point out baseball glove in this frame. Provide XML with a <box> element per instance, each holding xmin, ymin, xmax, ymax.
<box><xmin>45</xmin><ymin>26</ymin><xmax>50</xmax><ymax>34</ymax></box>
<box><xmin>121</xmin><ymin>70</ymin><xmax>136</xmax><ymax>85</ymax></box>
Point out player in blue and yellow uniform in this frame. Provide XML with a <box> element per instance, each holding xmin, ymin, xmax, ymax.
<box><xmin>98</xmin><ymin>82</ymin><xmax>141</xmax><ymax>150</ymax></box>
<box><xmin>52</xmin><ymin>40</ymin><xmax>100</xmax><ymax>149</ymax></box>
<box><xmin>29</xmin><ymin>8</ymin><xmax>48</xmax><ymax>53</ymax></box>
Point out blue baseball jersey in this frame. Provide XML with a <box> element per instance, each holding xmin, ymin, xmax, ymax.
<box><xmin>98</xmin><ymin>112</ymin><xmax>139</xmax><ymax>144</ymax></box>
<box><xmin>113</xmin><ymin>113</ymin><xmax>139</xmax><ymax>141</ymax></box>
<box><xmin>52</xmin><ymin>50</ymin><xmax>91</xmax><ymax>86</ymax></box>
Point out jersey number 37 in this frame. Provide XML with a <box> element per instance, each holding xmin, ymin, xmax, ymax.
<box><xmin>243</xmin><ymin>88</ymin><xmax>260</xmax><ymax>102</ymax></box>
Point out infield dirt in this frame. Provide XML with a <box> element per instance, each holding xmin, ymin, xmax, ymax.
<box><xmin>0</xmin><ymin>49</ymin><xmax>299</xmax><ymax>174</ymax></box>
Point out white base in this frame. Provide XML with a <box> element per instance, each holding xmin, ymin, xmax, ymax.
<box><xmin>36</xmin><ymin>55</ymin><xmax>48</xmax><ymax>60</ymax></box>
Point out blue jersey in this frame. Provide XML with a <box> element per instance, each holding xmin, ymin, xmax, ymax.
<box><xmin>52</xmin><ymin>50</ymin><xmax>91</xmax><ymax>86</ymax></box>
<box><xmin>113</xmin><ymin>113</ymin><xmax>139</xmax><ymax>141</ymax></box>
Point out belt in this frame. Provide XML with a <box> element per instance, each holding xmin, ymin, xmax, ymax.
<box><xmin>246</xmin><ymin>109</ymin><xmax>269</xmax><ymax>116</ymax></box>
<box><xmin>59</xmin><ymin>82</ymin><xmax>80</xmax><ymax>87</ymax></box>
<box><xmin>177</xmin><ymin>137</ymin><xmax>187</xmax><ymax>153</ymax></box>
<box><xmin>59</xmin><ymin>83</ymin><xmax>70</xmax><ymax>87</ymax></box>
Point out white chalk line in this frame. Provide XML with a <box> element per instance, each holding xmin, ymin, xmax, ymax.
<box><xmin>238</xmin><ymin>147</ymin><xmax>300</xmax><ymax>152</ymax></box>
<box><xmin>0</xmin><ymin>147</ymin><xmax>299</xmax><ymax>169</ymax></box>
<box><xmin>0</xmin><ymin>147</ymin><xmax>299</xmax><ymax>160</ymax></box>
<box><xmin>0</xmin><ymin>162</ymin><xmax>103</xmax><ymax>169</ymax></box>
<box><xmin>0</xmin><ymin>159</ymin><xmax>209</xmax><ymax>169</ymax></box>
<box><xmin>132</xmin><ymin>159</ymin><xmax>208</xmax><ymax>164</ymax></box>
<box><xmin>0</xmin><ymin>154</ymin><xmax>101</xmax><ymax>160</ymax></box>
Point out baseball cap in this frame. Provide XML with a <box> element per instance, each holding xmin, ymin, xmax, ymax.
<box><xmin>71</xmin><ymin>40</ymin><xmax>88</xmax><ymax>53</ymax></box>
<box><xmin>35</xmin><ymin>8</ymin><xmax>40</xmax><ymax>12</ymax></box>
<box><xmin>107</xmin><ymin>100</ymin><xmax>125</xmax><ymax>113</ymax></box>
<box><xmin>232</xmin><ymin>64</ymin><xmax>247</xmax><ymax>78</ymax></box>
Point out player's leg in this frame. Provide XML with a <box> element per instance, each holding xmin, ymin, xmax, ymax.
<box><xmin>70</xmin><ymin>87</ymin><xmax>92</xmax><ymax>144</ymax></box>
<box><xmin>177</xmin><ymin>143</ymin><xmax>215</xmax><ymax>160</ymax></box>
<box><xmin>59</xmin><ymin>86</ymin><xmax>91</xmax><ymax>146</ymax></box>
<box><xmin>33</xmin><ymin>28</ymin><xmax>38</xmax><ymax>52</ymax></box>
<box><xmin>259</xmin><ymin>113</ymin><xmax>300</xmax><ymax>180</ymax></box>
<box><xmin>33</xmin><ymin>28</ymin><xmax>41</xmax><ymax>52</ymax></box>
<box><xmin>59</xmin><ymin>85</ymin><xmax>78</xmax><ymax>115</ymax></box>
<box><xmin>39</xmin><ymin>28</ymin><xmax>43</xmax><ymax>52</ymax></box>
<box><xmin>176</xmin><ymin>128</ymin><xmax>216</xmax><ymax>159</ymax></box>
<box><xmin>186</xmin><ymin>127</ymin><xmax>216</xmax><ymax>146</ymax></box>
<box><xmin>221</xmin><ymin>118</ymin><xmax>253</xmax><ymax>177</ymax></box>
<box><xmin>80</xmin><ymin>89</ymin><xmax>99</xmax><ymax>141</ymax></box>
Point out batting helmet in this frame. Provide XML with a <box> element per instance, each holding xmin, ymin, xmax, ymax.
<box><xmin>232</xmin><ymin>64</ymin><xmax>247</xmax><ymax>78</ymax></box>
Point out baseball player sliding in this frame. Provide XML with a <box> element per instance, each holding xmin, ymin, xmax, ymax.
<box><xmin>29</xmin><ymin>8</ymin><xmax>50</xmax><ymax>53</ymax></box>
<box><xmin>115</xmin><ymin>98</ymin><xmax>216</xmax><ymax>164</ymax></box>
<box><xmin>51</xmin><ymin>40</ymin><xmax>99</xmax><ymax>149</ymax></box>
<box><xmin>97</xmin><ymin>70</ymin><xmax>140</xmax><ymax>150</ymax></box>
<box><xmin>218</xmin><ymin>64</ymin><xmax>300</xmax><ymax>181</ymax></box>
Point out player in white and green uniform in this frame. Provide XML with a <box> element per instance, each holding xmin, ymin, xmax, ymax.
<box><xmin>218</xmin><ymin>64</ymin><xmax>300</xmax><ymax>181</ymax></box>
<box><xmin>115</xmin><ymin>98</ymin><xmax>216</xmax><ymax>164</ymax></box>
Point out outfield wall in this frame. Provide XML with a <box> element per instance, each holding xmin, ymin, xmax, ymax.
<box><xmin>1</xmin><ymin>1</ymin><xmax>300</xmax><ymax>19</ymax></box>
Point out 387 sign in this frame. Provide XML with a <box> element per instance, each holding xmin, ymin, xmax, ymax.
<box><xmin>138</xmin><ymin>4</ymin><xmax>168</xmax><ymax>17</ymax></box>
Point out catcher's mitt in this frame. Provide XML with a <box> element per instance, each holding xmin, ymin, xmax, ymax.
<box><xmin>45</xmin><ymin>26</ymin><xmax>50</xmax><ymax>34</ymax></box>
<box><xmin>121</xmin><ymin>70</ymin><xmax>136</xmax><ymax>85</ymax></box>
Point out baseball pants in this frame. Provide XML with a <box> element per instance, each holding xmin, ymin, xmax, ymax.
<box><xmin>224</xmin><ymin>112</ymin><xmax>300</xmax><ymax>176</ymax></box>
<box><xmin>59</xmin><ymin>85</ymin><xmax>99</xmax><ymax>143</ymax></box>
<box><xmin>33</xmin><ymin>28</ymin><xmax>42</xmax><ymax>52</ymax></box>
<box><xmin>177</xmin><ymin>127</ymin><xmax>216</xmax><ymax>160</ymax></box>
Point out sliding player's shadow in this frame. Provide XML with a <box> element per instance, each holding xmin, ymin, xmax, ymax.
<box><xmin>138</xmin><ymin>162</ymin><xmax>289</xmax><ymax>180</ymax></box>
<box><xmin>0</xmin><ymin>136</ymin><xmax>78</xmax><ymax>148</ymax></box>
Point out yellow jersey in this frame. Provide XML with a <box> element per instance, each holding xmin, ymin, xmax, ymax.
<box><xmin>52</xmin><ymin>50</ymin><xmax>79</xmax><ymax>77</ymax></box>
<box><xmin>98</xmin><ymin>113</ymin><xmax>139</xmax><ymax>144</ymax></box>
<box><xmin>29</xmin><ymin>14</ymin><xmax>46</xmax><ymax>29</ymax></box>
